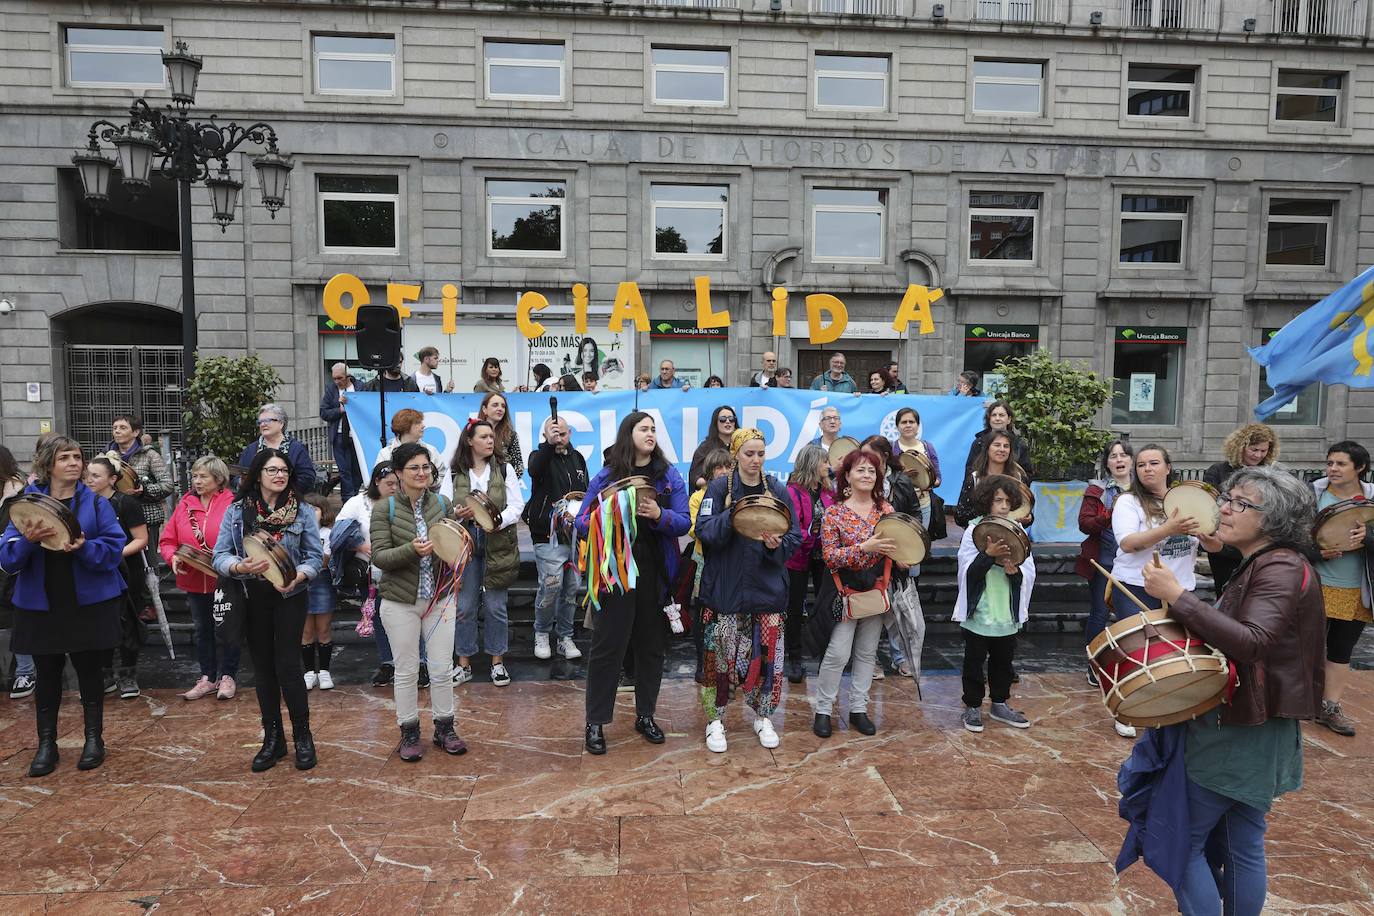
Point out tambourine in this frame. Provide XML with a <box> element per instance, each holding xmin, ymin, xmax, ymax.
<box><xmin>555</xmin><ymin>490</ymin><xmax>585</xmax><ymax>536</ymax></box>
<box><xmin>730</xmin><ymin>493</ymin><xmax>792</xmax><ymax>541</ymax></box>
<box><xmin>101</xmin><ymin>452</ymin><xmax>141</xmax><ymax>495</ymax></box>
<box><xmin>973</xmin><ymin>515</ymin><xmax>1031</xmax><ymax>567</ymax></box>
<box><xmin>875</xmin><ymin>512</ymin><xmax>931</xmax><ymax>567</ymax></box>
<box><xmin>598</xmin><ymin>475</ymin><xmax>659</xmax><ymax>508</ymax></box>
<box><xmin>174</xmin><ymin>544</ymin><xmax>218</xmax><ymax>577</ymax></box>
<box><xmin>828</xmin><ymin>436</ymin><xmax>860</xmax><ymax>469</ymax></box>
<box><xmin>429</xmin><ymin>518</ymin><xmax>474</xmax><ymax>567</ymax></box>
<box><xmin>243</xmin><ymin>530</ymin><xmax>295</xmax><ymax>589</ymax></box>
<box><xmin>1164</xmin><ymin>480</ymin><xmax>1220</xmax><ymax>536</ymax></box>
<box><xmin>1313</xmin><ymin>497</ymin><xmax>1374</xmax><ymax>552</ymax></box>
<box><xmin>896</xmin><ymin>450</ymin><xmax>935</xmax><ymax>491</ymax></box>
<box><xmin>6</xmin><ymin>494</ymin><xmax>82</xmax><ymax>551</ymax></box>
<box><xmin>464</xmin><ymin>492</ymin><xmax>500</xmax><ymax>533</ymax></box>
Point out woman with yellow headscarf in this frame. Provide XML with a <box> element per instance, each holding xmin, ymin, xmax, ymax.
<box><xmin>694</xmin><ymin>427</ymin><xmax>803</xmax><ymax>753</ymax></box>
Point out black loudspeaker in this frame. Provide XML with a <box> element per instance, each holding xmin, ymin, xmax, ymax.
<box><xmin>354</xmin><ymin>305</ymin><xmax>402</xmax><ymax>370</ymax></box>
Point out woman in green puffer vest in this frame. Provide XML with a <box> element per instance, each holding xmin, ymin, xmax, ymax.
<box><xmin>451</xmin><ymin>419</ymin><xmax>525</xmax><ymax>688</ymax></box>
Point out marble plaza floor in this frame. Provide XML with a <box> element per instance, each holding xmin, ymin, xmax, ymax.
<box><xmin>0</xmin><ymin>670</ymin><xmax>1371</xmax><ymax>914</ymax></box>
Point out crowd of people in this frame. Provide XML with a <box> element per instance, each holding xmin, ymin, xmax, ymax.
<box><xmin>0</xmin><ymin>347</ymin><xmax>1355</xmax><ymax>916</ymax></box>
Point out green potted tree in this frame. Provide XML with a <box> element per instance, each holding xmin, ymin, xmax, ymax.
<box><xmin>995</xmin><ymin>348</ymin><xmax>1114</xmax><ymax>480</ymax></box>
<box><xmin>183</xmin><ymin>354</ymin><xmax>283</xmax><ymax>462</ymax></box>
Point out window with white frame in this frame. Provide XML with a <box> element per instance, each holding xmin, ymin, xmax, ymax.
<box><xmin>812</xmin><ymin>189</ymin><xmax>885</xmax><ymax>263</ymax></box>
<box><xmin>1125</xmin><ymin>64</ymin><xmax>1197</xmax><ymax>119</ymax></box>
<box><xmin>651</xmin><ymin>47</ymin><xmax>729</xmax><ymax>107</ymax></box>
<box><xmin>1119</xmin><ymin>195</ymin><xmax>1188</xmax><ymax>265</ymax></box>
<box><xmin>971</xmin><ymin>59</ymin><xmax>1045</xmax><ymax>116</ymax></box>
<box><xmin>814</xmin><ymin>54</ymin><xmax>888</xmax><ymax>111</ymax></box>
<box><xmin>488</xmin><ymin>179</ymin><xmax>566</xmax><ymax>257</ymax></box>
<box><xmin>485</xmin><ymin>41</ymin><xmax>565</xmax><ymax>101</ymax></box>
<box><xmin>65</xmin><ymin>27</ymin><xmax>165</xmax><ymax>88</ymax></box>
<box><xmin>1274</xmin><ymin>70</ymin><xmax>1343</xmax><ymax>123</ymax></box>
<box><xmin>968</xmin><ymin>191</ymin><xmax>1040</xmax><ymax>263</ymax></box>
<box><xmin>318</xmin><ymin>176</ymin><xmax>400</xmax><ymax>253</ymax></box>
<box><xmin>651</xmin><ymin>184</ymin><xmax>727</xmax><ymax>259</ymax></box>
<box><xmin>1266</xmin><ymin>199</ymin><xmax>1333</xmax><ymax>268</ymax></box>
<box><xmin>313</xmin><ymin>35</ymin><xmax>395</xmax><ymax>96</ymax></box>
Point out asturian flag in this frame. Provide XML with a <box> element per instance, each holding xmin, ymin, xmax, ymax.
<box><xmin>1250</xmin><ymin>264</ymin><xmax>1374</xmax><ymax>420</ymax></box>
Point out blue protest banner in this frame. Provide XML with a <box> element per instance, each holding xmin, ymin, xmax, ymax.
<box><xmin>1026</xmin><ymin>480</ymin><xmax>1089</xmax><ymax>545</ymax></box>
<box><xmin>344</xmin><ymin>389</ymin><xmax>985</xmax><ymax>505</ymax></box>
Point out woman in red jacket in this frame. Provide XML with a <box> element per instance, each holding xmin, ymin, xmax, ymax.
<box><xmin>1074</xmin><ymin>441</ymin><xmax>1133</xmax><ymax>679</ymax></box>
<box><xmin>159</xmin><ymin>455</ymin><xmax>239</xmax><ymax>701</ymax></box>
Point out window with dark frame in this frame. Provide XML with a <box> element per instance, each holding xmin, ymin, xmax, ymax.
<box><xmin>57</xmin><ymin>168</ymin><xmax>179</xmax><ymax>251</ymax></box>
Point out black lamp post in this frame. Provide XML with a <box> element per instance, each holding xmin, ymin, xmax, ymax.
<box><xmin>71</xmin><ymin>40</ymin><xmax>293</xmax><ymax>391</ymax></box>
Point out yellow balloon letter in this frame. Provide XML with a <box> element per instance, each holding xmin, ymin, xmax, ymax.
<box><xmin>694</xmin><ymin>276</ymin><xmax>730</xmax><ymax>330</ymax></box>
<box><xmin>323</xmin><ymin>273</ymin><xmax>368</xmax><ymax>326</ymax></box>
<box><xmin>572</xmin><ymin>283</ymin><xmax>590</xmax><ymax>336</ymax></box>
<box><xmin>608</xmin><ymin>281</ymin><xmax>649</xmax><ymax>333</ymax></box>
<box><xmin>386</xmin><ymin>283</ymin><xmax>422</xmax><ymax>324</ymax></box>
<box><xmin>891</xmin><ymin>284</ymin><xmax>943</xmax><ymax>335</ymax></box>
<box><xmin>806</xmin><ymin>294</ymin><xmax>848</xmax><ymax>345</ymax></box>
<box><xmin>518</xmin><ymin>291</ymin><xmax>550</xmax><ymax>339</ymax></box>
<box><xmin>441</xmin><ymin>284</ymin><xmax>459</xmax><ymax>335</ymax></box>
<box><xmin>771</xmin><ymin>287</ymin><xmax>788</xmax><ymax>337</ymax></box>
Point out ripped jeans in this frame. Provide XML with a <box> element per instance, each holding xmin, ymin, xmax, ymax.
<box><xmin>533</xmin><ymin>541</ymin><xmax>579</xmax><ymax>640</ymax></box>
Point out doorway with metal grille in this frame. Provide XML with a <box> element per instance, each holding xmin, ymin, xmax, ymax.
<box><xmin>64</xmin><ymin>345</ymin><xmax>183</xmax><ymax>451</ymax></box>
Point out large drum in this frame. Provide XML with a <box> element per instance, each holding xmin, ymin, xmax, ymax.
<box><xmin>6</xmin><ymin>494</ymin><xmax>82</xmax><ymax>551</ymax></box>
<box><xmin>731</xmin><ymin>493</ymin><xmax>792</xmax><ymax>541</ymax></box>
<box><xmin>243</xmin><ymin>530</ymin><xmax>295</xmax><ymax>589</ymax></box>
<box><xmin>429</xmin><ymin>518</ymin><xmax>474</xmax><ymax>567</ymax></box>
<box><xmin>174</xmin><ymin>544</ymin><xmax>218</xmax><ymax>578</ymax></box>
<box><xmin>972</xmin><ymin>515</ymin><xmax>1031</xmax><ymax>567</ymax></box>
<box><xmin>1087</xmin><ymin>608</ymin><xmax>1234</xmax><ymax>728</ymax></box>
<box><xmin>1163</xmin><ymin>480</ymin><xmax>1220</xmax><ymax>536</ymax></box>
<box><xmin>875</xmin><ymin>512</ymin><xmax>931</xmax><ymax>566</ymax></box>
<box><xmin>464</xmin><ymin>492</ymin><xmax>500</xmax><ymax>533</ymax></box>
<box><xmin>1006</xmin><ymin>480</ymin><xmax>1035</xmax><ymax>524</ymax></box>
<box><xmin>1313</xmin><ymin>498</ymin><xmax>1374</xmax><ymax>552</ymax></box>
<box><xmin>896</xmin><ymin>450</ymin><xmax>935</xmax><ymax>491</ymax></box>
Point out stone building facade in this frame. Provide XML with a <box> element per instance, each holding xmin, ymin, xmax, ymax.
<box><xmin>2</xmin><ymin>0</ymin><xmax>1372</xmax><ymax>464</ymax></box>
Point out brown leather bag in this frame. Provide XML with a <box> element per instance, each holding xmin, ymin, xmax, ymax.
<box><xmin>833</xmin><ymin>559</ymin><xmax>892</xmax><ymax>620</ymax></box>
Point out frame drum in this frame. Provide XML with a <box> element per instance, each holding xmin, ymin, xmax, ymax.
<box><xmin>463</xmin><ymin>492</ymin><xmax>501</xmax><ymax>533</ymax></box>
<box><xmin>102</xmin><ymin>453</ymin><xmax>141</xmax><ymax>495</ymax></box>
<box><xmin>429</xmin><ymin>518</ymin><xmax>474</xmax><ymax>567</ymax></box>
<box><xmin>598</xmin><ymin>475</ymin><xmax>659</xmax><ymax>508</ymax></box>
<box><xmin>555</xmin><ymin>490</ymin><xmax>586</xmax><ymax>536</ymax></box>
<box><xmin>174</xmin><ymin>544</ymin><xmax>218</xmax><ymax>577</ymax></box>
<box><xmin>1163</xmin><ymin>480</ymin><xmax>1220</xmax><ymax>536</ymax></box>
<box><xmin>896</xmin><ymin>450</ymin><xmax>935</xmax><ymax>491</ymax></box>
<box><xmin>243</xmin><ymin>530</ymin><xmax>295</xmax><ymax>589</ymax></box>
<box><xmin>1313</xmin><ymin>498</ymin><xmax>1374</xmax><ymax>552</ymax></box>
<box><xmin>875</xmin><ymin>512</ymin><xmax>931</xmax><ymax>567</ymax></box>
<box><xmin>1006</xmin><ymin>481</ymin><xmax>1036</xmax><ymax>524</ymax></box>
<box><xmin>828</xmin><ymin>436</ymin><xmax>860</xmax><ymax>469</ymax></box>
<box><xmin>7</xmin><ymin>494</ymin><xmax>82</xmax><ymax>551</ymax></box>
<box><xmin>731</xmin><ymin>493</ymin><xmax>792</xmax><ymax>541</ymax></box>
<box><xmin>972</xmin><ymin>515</ymin><xmax>1031</xmax><ymax>567</ymax></box>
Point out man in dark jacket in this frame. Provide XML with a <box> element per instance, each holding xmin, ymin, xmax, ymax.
<box><xmin>319</xmin><ymin>363</ymin><xmax>362</xmax><ymax>500</ymax></box>
<box><xmin>364</xmin><ymin>364</ymin><xmax>419</xmax><ymax>394</ymax></box>
<box><xmin>524</xmin><ymin>417</ymin><xmax>590</xmax><ymax>661</ymax></box>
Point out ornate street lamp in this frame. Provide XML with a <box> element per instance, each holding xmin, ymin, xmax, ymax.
<box><xmin>71</xmin><ymin>40</ymin><xmax>293</xmax><ymax>392</ymax></box>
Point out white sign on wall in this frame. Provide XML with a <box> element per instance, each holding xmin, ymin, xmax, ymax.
<box><xmin>403</xmin><ymin>321</ymin><xmax>519</xmax><ymax>391</ymax></box>
<box><xmin>517</xmin><ymin>324</ymin><xmax>635</xmax><ymax>390</ymax></box>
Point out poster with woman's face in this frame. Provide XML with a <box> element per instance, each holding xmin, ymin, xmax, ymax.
<box><xmin>521</xmin><ymin>326</ymin><xmax>634</xmax><ymax>390</ymax></box>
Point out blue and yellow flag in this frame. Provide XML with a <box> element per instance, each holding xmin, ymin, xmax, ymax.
<box><xmin>1250</xmin><ymin>264</ymin><xmax>1374</xmax><ymax>420</ymax></box>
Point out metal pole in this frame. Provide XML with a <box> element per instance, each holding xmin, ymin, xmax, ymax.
<box><xmin>179</xmin><ymin>177</ymin><xmax>197</xmax><ymax>393</ymax></box>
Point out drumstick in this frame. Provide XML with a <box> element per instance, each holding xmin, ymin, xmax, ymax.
<box><xmin>1151</xmin><ymin>552</ymin><xmax>1169</xmax><ymax>611</ymax></box>
<box><xmin>1088</xmin><ymin>559</ymin><xmax>1156</xmax><ymax>616</ymax></box>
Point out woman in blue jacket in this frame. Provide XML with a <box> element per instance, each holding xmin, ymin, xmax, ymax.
<box><xmin>695</xmin><ymin>427</ymin><xmax>802</xmax><ymax>753</ymax></box>
<box><xmin>0</xmin><ymin>436</ymin><xmax>126</xmax><ymax>777</ymax></box>
<box><xmin>237</xmin><ymin>403</ymin><xmax>318</xmax><ymax>495</ymax></box>
<box><xmin>215</xmin><ymin>447</ymin><xmax>323</xmax><ymax>773</ymax></box>
<box><xmin>575</xmin><ymin>412</ymin><xmax>691</xmax><ymax>755</ymax></box>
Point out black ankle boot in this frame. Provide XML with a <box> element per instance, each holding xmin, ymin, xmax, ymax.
<box><xmin>849</xmin><ymin>711</ymin><xmax>877</xmax><ymax>736</ymax></box>
<box><xmin>293</xmin><ymin>726</ymin><xmax>317</xmax><ymax>771</ymax></box>
<box><xmin>812</xmin><ymin>713</ymin><xmax>832</xmax><ymax>739</ymax></box>
<box><xmin>634</xmin><ymin>715</ymin><xmax>665</xmax><ymax>744</ymax></box>
<box><xmin>252</xmin><ymin>721</ymin><xmax>286</xmax><ymax>772</ymax></box>
<box><xmin>585</xmin><ymin>723</ymin><xmax>607</xmax><ymax>755</ymax></box>
<box><xmin>28</xmin><ymin>698</ymin><xmax>60</xmax><ymax>777</ymax></box>
<box><xmin>77</xmin><ymin>695</ymin><xmax>106</xmax><ymax>770</ymax></box>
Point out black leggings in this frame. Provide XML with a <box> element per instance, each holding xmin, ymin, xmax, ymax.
<box><xmin>34</xmin><ymin>650</ymin><xmax>106</xmax><ymax>710</ymax></box>
<box><xmin>786</xmin><ymin>567</ymin><xmax>810</xmax><ymax>661</ymax></box>
<box><xmin>1326</xmin><ymin>618</ymin><xmax>1367</xmax><ymax>665</ymax></box>
<box><xmin>244</xmin><ymin>584</ymin><xmax>310</xmax><ymax>731</ymax></box>
<box><xmin>585</xmin><ymin>572</ymin><xmax>666</xmax><ymax>725</ymax></box>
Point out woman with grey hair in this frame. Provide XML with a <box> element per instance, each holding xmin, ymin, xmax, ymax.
<box><xmin>1141</xmin><ymin>465</ymin><xmax>1325</xmax><ymax>916</ymax></box>
<box><xmin>784</xmin><ymin>444</ymin><xmax>833</xmax><ymax>684</ymax></box>
<box><xmin>238</xmin><ymin>403</ymin><xmax>317</xmax><ymax>494</ymax></box>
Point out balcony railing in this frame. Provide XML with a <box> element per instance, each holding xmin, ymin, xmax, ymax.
<box><xmin>644</xmin><ymin>0</ymin><xmax>740</xmax><ymax>6</ymax></box>
<box><xmin>808</xmin><ymin>0</ymin><xmax>906</xmax><ymax>15</ymax></box>
<box><xmin>1263</xmin><ymin>0</ymin><xmax>1367</xmax><ymax>36</ymax></box>
<box><xmin>973</xmin><ymin>0</ymin><xmax>1063</xmax><ymax>22</ymax></box>
<box><xmin>1128</xmin><ymin>0</ymin><xmax>1219</xmax><ymax>28</ymax></box>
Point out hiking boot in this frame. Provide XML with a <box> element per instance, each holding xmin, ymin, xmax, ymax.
<box><xmin>1318</xmin><ymin>700</ymin><xmax>1357</xmax><ymax>737</ymax></box>
<box><xmin>116</xmin><ymin>668</ymin><xmax>140</xmax><ymax>700</ymax></box>
<box><xmin>398</xmin><ymin>720</ymin><xmax>424</xmax><ymax>762</ymax></box>
<box><xmin>433</xmin><ymin>716</ymin><xmax>468</xmax><ymax>755</ymax></box>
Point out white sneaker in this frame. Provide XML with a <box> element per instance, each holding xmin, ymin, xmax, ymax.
<box><xmin>454</xmin><ymin>665</ymin><xmax>473</xmax><ymax>686</ymax></box>
<box><xmin>534</xmin><ymin>633</ymin><xmax>552</xmax><ymax>660</ymax></box>
<box><xmin>317</xmin><ymin>670</ymin><xmax>334</xmax><ymax>690</ymax></box>
<box><xmin>705</xmin><ymin>720</ymin><xmax>727</xmax><ymax>753</ymax></box>
<box><xmin>491</xmin><ymin>664</ymin><xmax>511</xmax><ymax>687</ymax></box>
<box><xmin>1114</xmin><ymin>720</ymin><xmax>1137</xmax><ymax>738</ymax></box>
<box><xmin>752</xmin><ymin>718</ymin><xmax>780</xmax><ymax>749</ymax></box>
<box><xmin>558</xmin><ymin>636</ymin><xmax>583</xmax><ymax>660</ymax></box>
<box><xmin>304</xmin><ymin>671</ymin><xmax>318</xmax><ymax>690</ymax></box>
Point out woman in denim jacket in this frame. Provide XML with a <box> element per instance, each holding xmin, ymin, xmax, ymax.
<box><xmin>214</xmin><ymin>448</ymin><xmax>323</xmax><ymax>773</ymax></box>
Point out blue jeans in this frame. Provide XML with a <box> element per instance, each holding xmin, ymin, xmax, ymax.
<box><xmin>455</xmin><ymin>553</ymin><xmax>509</xmax><ymax>658</ymax></box>
<box><xmin>1085</xmin><ymin>569</ymin><xmax>1112</xmax><ymax>643</ymax></box>
<box><xmin>333</xmin><ymin>439</ymin><xmax>362</xmax><ymax>501</ymax></box>
<box><xmin>1176</xmin><ymin>779</ymin><xmax>1269</xmax><ymax>916</ymax></box>
<box><xmin>187</xmin><ymin>591</ymin><xmax>241</xmax><ymax>680</ymax></box>
<box><xmin>373</xmin><ymin>609</ymin><xmax>426</xmax><ymax>666</ymax></box>
<box><xmin>533</xmin><ymin>541</ymin><xmax>579</xmax><ymax>639</ymax></box>
<box><xmin>14</xmin><ymin>653</ymin><xmax>34</xmax><ymax>679</ymax></box>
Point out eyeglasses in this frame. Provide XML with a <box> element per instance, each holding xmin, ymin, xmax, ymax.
<box><xmin>262</xmin><ymin>467</ymin><xmax>290</xmax><ymax>477</ymax></box>
<box><xmin>258</xmin><ymin>418</ymin><xmax>281</xmax><ymax>425</ymax></box>
<box><xmin>403</xmin><ymin>464</ymin><xmax>434</xmax><ymax>474</ymax></box>
<box><xmin>1217</xmin><ymin>495</ymin><xmax>1265</xmax><ymax>514</ymax></box>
